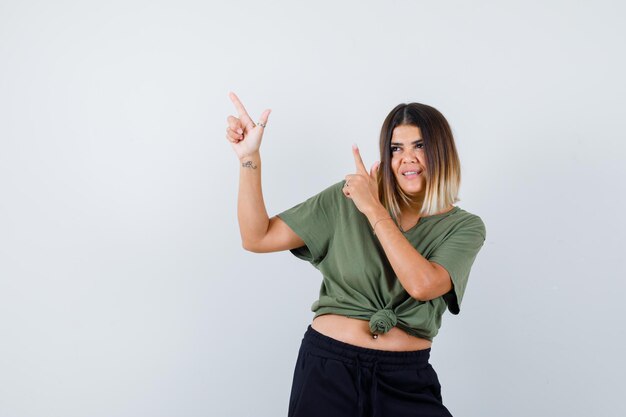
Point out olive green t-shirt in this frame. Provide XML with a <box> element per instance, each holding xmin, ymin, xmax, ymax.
<box><xmin>277</xmin><ymin>180</ymin><xmax>486</xmax><ymax>341</ymax></box>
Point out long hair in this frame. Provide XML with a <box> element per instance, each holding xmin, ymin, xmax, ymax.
<box><xmin>377</xmin><ymin>103</ymin><xmax>461</xmax><ymax>222</ymax></box>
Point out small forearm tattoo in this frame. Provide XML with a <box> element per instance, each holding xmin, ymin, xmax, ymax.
<box><xmin>241</xmin><ymin>160</ymin><xmax>257</xmax><ymax>169</ymax></box>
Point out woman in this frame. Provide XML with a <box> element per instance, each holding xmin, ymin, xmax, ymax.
<box><xmin>226</xmin><ymin>91</ymin><xmax>486</xmax><ymax>417</ymax></box>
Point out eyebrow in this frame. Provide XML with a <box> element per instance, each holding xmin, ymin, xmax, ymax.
<box><xmin>390</xmin><ymin>139</ymin><xmax>423</xmax><ymax>146</ymax></box>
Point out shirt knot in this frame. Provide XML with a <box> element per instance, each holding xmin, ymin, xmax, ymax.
<box><xmin>369</xmin><ymin>309</ymin><xmax>397</xmax><ymax>335</ymax></box>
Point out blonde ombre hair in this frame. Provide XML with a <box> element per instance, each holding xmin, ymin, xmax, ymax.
<box><xmin>377</xmin><ymin>103</ymin><xmax>461</xmax><ymax>222</ymax></box>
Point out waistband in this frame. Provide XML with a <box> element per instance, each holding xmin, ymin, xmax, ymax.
<box><xmin>301</xmin><ymin>325</ymin><xmax>432</xmax><ymax>417</ymax></box>
<box><xmin>302</xmin><ymin>325</ymin><xmax>431</xmax><ymax>370</ymax></box>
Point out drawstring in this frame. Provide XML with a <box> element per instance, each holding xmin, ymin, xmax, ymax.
<box><xmin>355</xmin><ymin>356</ymin><xmax>380</xmax><ymax>417</ymax></box>
<box><xmin>356</xmin><ymin>356</ymin><xmax>364</xmax><ymax>416</ymax></box>
<box><xmin>371</xmin><ymin>360</ymin><xmax>379</xmax><ymax>417</ymax></box>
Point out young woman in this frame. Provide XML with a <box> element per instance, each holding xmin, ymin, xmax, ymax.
<box><xmin>226</xmin><ymin>91</ymin><xmax>486</xmax><ymax>417</ymax></box>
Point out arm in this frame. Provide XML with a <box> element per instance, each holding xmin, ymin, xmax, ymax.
<box><xmin>225</xmin><ymin>92</ymin><xmax>304</xmax><ymax>253</ymax></box>
<box><xmin>237</xmin><ymin>152</ymin><xmax>304</xmax><ymax>252</ymax></box>
<box><xmin>364</xmin><ymin>206</ymin><xmax>452</xmax><ymax>301</ymax></box>
<box><xmin>343</xmin><ymin>144</ymin><xmax>451</xmax><ymax>301</ymax></box>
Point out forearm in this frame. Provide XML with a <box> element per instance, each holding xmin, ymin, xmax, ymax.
<box><xmin>365</xmin><ymin>206</ymin><xmax>437</xmax><ymax>300</ymax></box>
<box><xmin>238</xmin><ymin>152</ymin><xmax>270</xmax><ymax>247</ymax></box>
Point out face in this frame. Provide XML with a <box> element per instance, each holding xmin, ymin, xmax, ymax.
<box><xmin>389</xmin><ymin>124</ymin><xmax>427</xmax><ymax>198</ymax></box>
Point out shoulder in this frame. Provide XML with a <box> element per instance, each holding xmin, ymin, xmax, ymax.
<box><xmin>327</xmin><ymin>179</ymin><xmax>348</xmax><ymax>193</ymax></box>
<box><xmin>450</xmin><ymin>207</ymin><xmax>487</xmax><ymax>239</ymax></box>
<box><xmin>288</xmin><ymin>179</ymin><xmax>348</xmax><ymax>213</ymax></box>
<box><xmin>314</xmin><ymin>179</ymin><xmax>348</xmax><ymax>201</ymax></box>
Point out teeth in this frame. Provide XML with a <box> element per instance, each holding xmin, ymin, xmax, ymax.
<box><xmin>403</xmin><ymin>171</ymin><xmax>418</xmax><ymax>176</ymax></box>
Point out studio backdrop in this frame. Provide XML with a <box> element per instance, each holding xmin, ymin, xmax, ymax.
<box><xmin>0</xmin><ymin>1</ymin><xmax>624</xmax><ymax>416</ymax></box>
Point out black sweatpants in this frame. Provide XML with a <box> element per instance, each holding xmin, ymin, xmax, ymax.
<box><xmin>287</xmin><ymin>325</ymin><xmax>454</xmax><ymax>417</ymax></box>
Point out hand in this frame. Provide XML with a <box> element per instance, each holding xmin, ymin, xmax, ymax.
<box><xmin>342</xmin><ymin>144</ymin><xmax>382</xmax><ymax>215</ymax></box>
<box><xmin>225</xmin><ymin>91</ymin><xmax>271</xmax><ymax>160</ymax></box>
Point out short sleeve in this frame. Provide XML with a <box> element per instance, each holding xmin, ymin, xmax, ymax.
<box><xmin>429</xmin><ymin>216</ymin><xmax>486</xmax><ymax>315</ymax></box>
<box><xmin>276</xmin><ymin>181</ymin><xmax>342</xmax><ymax>266</ymax></box>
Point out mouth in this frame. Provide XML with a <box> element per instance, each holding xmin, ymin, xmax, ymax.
<box><xmin>401</xmin><ymin>170</ymin><xmax>422</xmax><ymax>179</ymax></box>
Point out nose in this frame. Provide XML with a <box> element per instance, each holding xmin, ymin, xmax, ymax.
<box><xmin>401</xmin><ymin>148</ymin><xmax>418</xmax><ymax>163</ymax></box>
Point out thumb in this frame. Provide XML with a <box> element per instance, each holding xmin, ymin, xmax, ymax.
<box><xmin>370</xmin><ymin>161</ymin><xmax>380</xmax><ymax>180</ymax></box>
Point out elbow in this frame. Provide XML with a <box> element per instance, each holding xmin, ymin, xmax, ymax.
<box><xmin>410</xmin><ymin>289</ymin><xmax>438</xmax><ymax>302</ymax></box>
<box><xmin>408</xmin><ymin>287</ymin><xmax>430</xmax><ymax>302</ymax></box>
<box><xmin>242</xmin><ymin>238</ymin><xmax>272</xmax><ymax>253</ymax></box>
<box><xmin>406</xmin><ymin>280</ymin><xmax>435</xmax><ymax>302</ymax></box>
<box><xmin>401</xmin><ymin>271</ymin><xmax>428</xmax><ymax>301</ymax></box>
<box><xmin>407</xmin><ymin>274</ymin><xmax>451</xmax><ymax>302</ymax></box>
<box><xmin>241</xmin><ymin>240</ymin><xmax>259</xmax><ymax>253</ymax></box>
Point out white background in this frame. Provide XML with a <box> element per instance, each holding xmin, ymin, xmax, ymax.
<box><xmin>1</xmin><ymin>1</ymin><xmax>625</xmax><ymax>416</ymax></box>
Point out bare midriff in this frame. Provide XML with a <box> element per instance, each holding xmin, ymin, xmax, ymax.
<box><xmin>311</xmin><ymin>314</ymin><xmax>432</xmax><ymax>351</ymax></box>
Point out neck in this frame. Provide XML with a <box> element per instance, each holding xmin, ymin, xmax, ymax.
<box><xmin>401</xmin><ymin>197</ymin><xmax>424</xmax><ymax>215</ymax></box>
<box><xmin>395</xmin><ymin>202</ymin><xmax>421</xmax><ymax>232</ymax></box>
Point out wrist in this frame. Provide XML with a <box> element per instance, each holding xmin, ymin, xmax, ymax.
<box><xmin>372</xmin><ymin>216</ymin><xmax>394</xmax><ymax>235</ymax></box>
<box><xmin>365</xmin><ymin>204</ymin><xmax>389</xmax><ymax>225</ymax></box>
<box><xmin>239</xmin><ymin>151</ymin><xmax>260</xmax><ymax>163</ymax></box>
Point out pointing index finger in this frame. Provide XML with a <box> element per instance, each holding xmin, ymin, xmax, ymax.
<box><xmin>228</xmin><ymin>91</ymin><xmax>252</xmax><ymax>123</ymax></box>
<box><xmin>352</xmin><ymin>144</ymin><xmax>368</xmax><ymax>174</ymax></box>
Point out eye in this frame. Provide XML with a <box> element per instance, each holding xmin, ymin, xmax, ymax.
<box><xmin>390</xmin><ymin>146</ymin><xmax>400</xmax><ymax>152</ymax></box>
